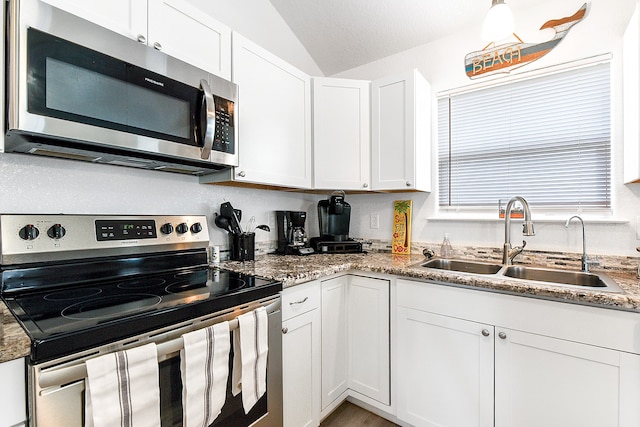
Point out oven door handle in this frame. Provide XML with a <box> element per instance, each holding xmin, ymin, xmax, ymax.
<box><xmin>38</xmin><ymin>298</ymin><xmax>281</xmax><ymax>389</ymax></box>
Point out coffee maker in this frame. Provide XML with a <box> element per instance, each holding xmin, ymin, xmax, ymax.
<box><xmin>310</xmin><ymin>191</ymin><xmax>363</xmax><ymax>254</ymax></box>
<box><xmin>276</xmin><ymin>211</ymin><xmax>314</xmax><ymax>255</ymax></box>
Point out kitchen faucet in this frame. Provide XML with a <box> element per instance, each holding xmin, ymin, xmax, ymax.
<box><xmin>565</xmin><ymin>215</ymin><xmax>599</xmax><ymax>273</ymax></box>
<box><xmin>503</xmin><ymin>196</ymin><xmax>535</xmax><ymax>265</ymax></box>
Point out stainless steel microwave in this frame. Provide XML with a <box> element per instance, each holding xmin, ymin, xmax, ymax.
<box><xmin>5</xmin><ymin>0</ymin><xmax>238</xmax><ymax>175</ymax></box>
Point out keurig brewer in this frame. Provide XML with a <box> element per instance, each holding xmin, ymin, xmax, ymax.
<box><xmin>276</xmin><ymin>211</ymin><xmax>314</xmax><ymax>255</ymax></box>
<box><xmin>310</xmin><ymin>191</ymin><xmax>363</xmax><ymax>254</ymax></box>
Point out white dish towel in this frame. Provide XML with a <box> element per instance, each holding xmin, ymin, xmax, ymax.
<box><xmin>85</xmin><ymin>342</ymin><xmax>160</xmax><ymax>427</ymax></box>
<box><xmin>231</xmin><ymin>306</ymin><xmax>269</xmax><ymax>413</ymax></box>
<box><xmin>180</xmin><ymin>320</ymin><xmax>231</xmax><ymax>427</ymax></box>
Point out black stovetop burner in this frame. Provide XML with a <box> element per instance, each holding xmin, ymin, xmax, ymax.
<box><xmin>1</xmin><ymin>250</ymin><xmax>281</xmax><ymax>363</ymax></box>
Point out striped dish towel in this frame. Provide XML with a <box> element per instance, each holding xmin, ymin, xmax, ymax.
<box><xmin>180</xmin><ymin>321</ymin><xmax>230</xmax><ymax>427</ymax></box>
<box><xmin>85</xmin><ymin>343</ymin><xmax>160</xmax><ymax>427</ymax></box>
<box><xmin>231</xmin><ymin>306</ymin><xmax>269</xmax><ymax>414</ymax></box>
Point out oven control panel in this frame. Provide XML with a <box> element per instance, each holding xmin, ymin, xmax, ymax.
<box><xmin>1</xmin><ymin>215</ymin><xmax>210</xmax><ymax>265</ymax></box>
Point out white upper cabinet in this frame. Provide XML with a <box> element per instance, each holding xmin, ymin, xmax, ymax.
<box><xmin>225</xmin><ymin>33</ymin><xmax>312</xmax><ymax>188</ymax></box>
<box><xmin>147</xmin><ymin>0</ymin><xmax>231</xmax><ymax>78</ymax></box>
<box><xmin>39</xmin><ymin>0</ymin><xmax>231</xmax><ymax>78</ymax></box>
<box><xmin>313</xmin><ymin>78</ymin><xmax>370</xmax><ymax>191</ymax></box>
<box><xmin>371</xmin><ymin>69</ymin><xmax>431</xmax><ymax>192</ymax></box>
<box><xmin>624</xmin><ymin>1</ymin><xmax>640</xmax><ymax>183</ymax></box>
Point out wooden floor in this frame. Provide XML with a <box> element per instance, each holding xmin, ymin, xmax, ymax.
<box><xmin>320</xmin><ymin>402</ymin><xmax>399</xmax><ymax>427</ymax></box>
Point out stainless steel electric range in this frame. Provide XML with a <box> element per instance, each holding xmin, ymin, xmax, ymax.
<box><xmin>0</xmin><ymin>214</ymin><xmax>282</xmax><ymax>427</ymax></box>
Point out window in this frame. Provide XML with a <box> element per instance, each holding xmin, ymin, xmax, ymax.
<box><xmin>438</xmin><ymin>61</ymin><xmax>611</xmax><ymax>210</ymax></box>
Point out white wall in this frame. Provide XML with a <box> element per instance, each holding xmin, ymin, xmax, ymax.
<box><xmin>335</xmin><ymin>0</ymin><xmax>640</xmax><ymax>257</ymax></box>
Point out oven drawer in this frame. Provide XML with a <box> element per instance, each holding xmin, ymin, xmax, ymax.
<box><xmin>282</xmin><ymin>281</ymin><xmax>320</xmax><ymax>321</ymax></box>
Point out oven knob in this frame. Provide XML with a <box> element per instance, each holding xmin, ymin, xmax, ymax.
<box><xmin>176</xmin><ymin>223</ymin><xmax>189</xmax><ymax>234</ymax></box>
<box><xmin>19</xmin><ymin>224</ymin><xmax>39</xmax><ymax>240</ymax></box>
<box><xmin>160</xmin><ymin>223</ymin><xmax>174</xmax><ymax>235</ymax></box>
<box><xmin>47</xmin><ymin>224</ymin><xmax>66</xmax><ymax>239</ymax></box>
<box><xmin>190</xmin><ymin>222</ymin><xmax>203</xmax><ymax>233</ymax></box>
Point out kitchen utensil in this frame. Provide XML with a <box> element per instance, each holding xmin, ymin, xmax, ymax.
<box><xmin>220</xmin><ymin>202</ymin><xmax>242</xmax><ymax>234</ymax></box>
<box><xmin>214</xmin><ymin>213</ymin><xmax>233</xmax><ymax>233</ymax></box>
<box><xmin>256</xmin><ymin>224</ymin><xmax>270</xmax><ymax>232</ymax></box>
<box><xmin>246</xmin><ymin>216</ymin><xmax>256</xmax><ymax>233</ymax></box>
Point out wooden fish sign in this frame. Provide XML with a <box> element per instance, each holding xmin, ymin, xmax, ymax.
<box><xmin>465</xmin><ymin>3</ymin><xmax>588</xmax><ymax>79</ymax></box>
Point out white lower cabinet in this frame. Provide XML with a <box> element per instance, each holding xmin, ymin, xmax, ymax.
<box><xmin>495</xmin><ymin>328</ymin><xmax>640</xmax><ymax>427</ymax></box>
<box><xmin>347</xmin><ymin>275</ymin><xmax>390</xmax><ymax>405</ymax></box>
<box><xmin>396</xmin><ymin>308</ymin><xmax>494</xmax><ymax>427</ymax></box>
<box><xmin>282</xmin><ymin>280</ymin><xmax>321</xmax><ymax>427</ymax></box>
<box><xmin>396</xmin><ymin>278</ymin><xmax>640</xmax><ymax>427</ymax></box>
<box><xmin>0</xmin><ymin>357</ymin><xmax>26</xmax><ymax>427</ymax></box>
<box><xmin>321</xmin><ymin>276</ymin><xmax>349</xmax><ymax>411</ymax></box>
<box><xmin>321</xmin><ymin>274</ymin><xmax>390</xmax><ymax>414</ymax></box>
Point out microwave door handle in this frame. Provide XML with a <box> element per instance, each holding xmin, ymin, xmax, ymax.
<box><xmin>199</xmin><ymin>79</ymin><xmax>215</xmax><ymax>160</ymax></box>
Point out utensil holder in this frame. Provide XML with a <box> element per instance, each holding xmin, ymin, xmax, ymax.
<box><xmin>229</xmin><ymin>232</ymin><xmax>255</xmax><ymax>261</ymax></box>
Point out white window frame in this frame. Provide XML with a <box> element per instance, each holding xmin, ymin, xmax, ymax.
<box><xmin>436</xmin><ymin>55</ymin><xmax>612</xmax><ymax>219</ymax></box>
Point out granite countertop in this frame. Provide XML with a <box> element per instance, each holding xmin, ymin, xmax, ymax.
<box><xmin>3</xmin><ymin>252</ymin><xmax>639</xmax><ymax>364</ymax></box>
<box><xmin>220</xmin><ymin>252</ymin><xmax>640</xmax><ymax>312</ymax></box>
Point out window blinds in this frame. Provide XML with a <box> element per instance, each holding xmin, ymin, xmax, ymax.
<box><xmin>438</xmin><ymin>62</ymin><xmax>611</xmax><ymax>209</ymax></box>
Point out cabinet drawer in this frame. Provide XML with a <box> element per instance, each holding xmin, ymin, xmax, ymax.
<box><xmin>282</xmin><ymin>281</ymin><xmax>321</xmax><ymax>321</ymax></box>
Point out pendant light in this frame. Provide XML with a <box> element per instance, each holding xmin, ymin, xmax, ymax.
<box><xmin>481</xmin><ymin>0</ymin><xmax>515</xmax><ymax>42</ymax></box>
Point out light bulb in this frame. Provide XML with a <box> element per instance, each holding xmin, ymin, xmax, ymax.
<box><xmin>481</xmin><ymin>0</ymin><xmax>515</xmax><ymax>42</ymax></box>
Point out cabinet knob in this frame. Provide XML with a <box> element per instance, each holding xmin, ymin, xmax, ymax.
<box><xmin>282</xmin><ymin>327</ymin><xmax>288</xmax><ymax>334</ymax></box>
<box><xmin>238</xmin><ymin>171</ymin><xmax>246</xmax><ymax>178</ymax></box>
<box><xmin>481</xmin><ymin>329</ymin><xmax>490</xmax><ymax>337</ymax></box>
<box><xmin>406</xmin><ymin>181</ymin><xmax>412</xmax><ymax>187</ymax></box>
<box><xmin>137</xmin><ymin>34</ymin><xmax>146</xmax><ymax>44</ymax></box>
<box><xmin>153</xmin><ymin>42</ymin><xmax>163</xmax><ymax>51</ymax></box>
<box><xmin>498</xmin><ymin>332</ymin><xmax>507</xmax><ymax>340</ymax></box>
<box><xmin>363</xmin><ymin>183</ymin><xmax>368</xmax><ymax>188</ymax></box>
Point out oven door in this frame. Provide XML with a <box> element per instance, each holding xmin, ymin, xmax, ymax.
<box><xmin>29</xmin><ymin>298</ymin><xmax>282</xmax><ymax>427</ymax></box>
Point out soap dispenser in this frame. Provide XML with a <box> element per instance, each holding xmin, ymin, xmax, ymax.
<box><xmin>440</xmin><ymin>233</ymin><xmax>453</xmax><ymax>258</ymax></box>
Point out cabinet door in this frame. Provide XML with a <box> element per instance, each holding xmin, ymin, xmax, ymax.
<box><xmin>283</xmin><ymin>308</ymin><xmax>321</xmax><ymax>427</ymax></box>
<box><xmin>396</xmin><ymin>308</ymin><xmax>494</xmax><ymax>427</ymax></box>
<box><xmin>40</xmin><ymin>0</ymin><xmax>147</xmax><ymax>41</ymax></box>
<box><xmin>371</xmin><ymin>69</ymin><xmax>430</xmax><ymax>192</ymax></box>
<box><xmin>321</xmin><ymin>276</ymin><xmax>349</xmax><ymax>410</ymax></box>
<box><xmin>495</xmin><ymin>328</ymin><xmax>640</xmax><ymax>427</ymax></box>
<box><xmin>0</xmin><ymin>358</ymin><xmax>26</xmax><ymax>427</ymax></box>
<box><xmin>313</xmin><ymin>78</ymin><xmax>370</xmax><ymax>190</ymax></box>
<box><xmin>347</xmin><ymin>276</ymin><xmax>389</xmax><ymax>404</ymax></box>
<box><xmin>147</xmin><ymin>0</ymin><xmax>231</xmax><ymax>78</ymax></box>
<box><xmin>232</xmin><ymin>33</ymin><xmax>312</xmax><ymax>188</ymax></box>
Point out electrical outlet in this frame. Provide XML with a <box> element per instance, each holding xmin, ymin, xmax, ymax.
<box><xmin>370</xmin><ymin>214</ymin><xmax>380</xmax><ymax>229</ymax></box>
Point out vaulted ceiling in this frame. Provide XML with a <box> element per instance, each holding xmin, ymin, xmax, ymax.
<box><xmin>269</xmin><ymin>0</ymin><xmax>551</xmax><ymax>75</ymax></box>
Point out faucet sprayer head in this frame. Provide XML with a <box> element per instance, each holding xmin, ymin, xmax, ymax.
<box><xmin>523</xmin><ymin>221</ymin><xmax>535</xmax><ymax>236</ymax></box>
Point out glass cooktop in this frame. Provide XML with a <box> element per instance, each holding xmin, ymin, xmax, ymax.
<box><xmin>2</xmin><ymin>263</ymin><xmax>281</xmax><ymax>363</ymax></box>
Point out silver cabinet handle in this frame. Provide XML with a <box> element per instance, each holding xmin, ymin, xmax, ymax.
<box><xmin>289</xmin><ymin>297</ymin><xmax>308</xmax><ymax>306</ymax></box>
<box><xmin>153</xmin><ymin>41</ymin><xmax>162</xmax><ymax>50</ymax></box>
<box><xmin>406</xmin><ymin>181</ymin><xmax>412</xmax><ymax>187</ymax></box>
<box><xmin>136</xmin><ymin>34</ymin><xmax>146</xmax><ymax>44</ymax></box>
<box><xmin>363</xmin><ymin>183</ymin><xmax>369</xmax><ymax>188</ymax></box>
<box><xmin>282</xmin><ymin>327</ymin><xmax>288</xmax><ymax>334</ymax></box>
<box><xmin>238</xmin><ymin>171</ymin><xmax>246</xmax><ymax>178</ymax></box>
<box><xmin>482</xmin><ymin>329</ymin><xmax>490</xmax><ymax>337</ymax></box>
<box><xmin>198</xmin><ymin>79</ymin><xmax>215</xmax><ymax>160</ymax></box>
<box><xmin>498</xmin><ymin>332</ymin><xmax>507</xmax><ymax>340</ymax></box>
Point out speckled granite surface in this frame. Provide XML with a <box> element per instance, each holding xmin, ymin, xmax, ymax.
<box><xmin>3</xmin><ymin>252</ymin><xmax>640</xmax><ymax>363</ymax></box>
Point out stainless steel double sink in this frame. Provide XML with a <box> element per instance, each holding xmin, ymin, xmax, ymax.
<box><xmin>417</xmin><ymin>258</ymin><xmax>624</xmax><ymax>293</ymax></box>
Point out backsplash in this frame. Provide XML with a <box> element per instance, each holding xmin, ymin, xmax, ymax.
<box><xmin>364</xmin><ymin>239</ymin><xmax>640</xmax><ymax>275</ymax></box>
